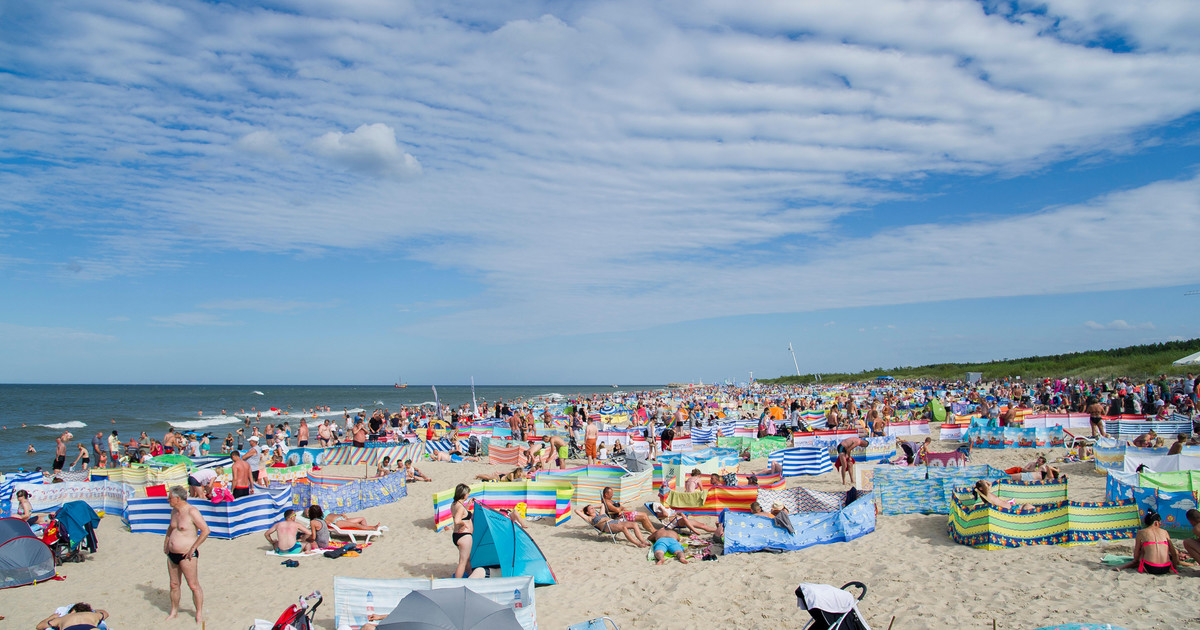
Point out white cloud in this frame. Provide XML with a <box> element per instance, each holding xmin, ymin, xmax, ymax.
<box><xmin>199</xmin><ymin>298</ymin><xmax>332</xmax><ymax>313</ymax></box>
<box><xmin>234</xmin><ymin>130</ymin><xmax>287</xmax><ymax>159</ymax></box>
<box><xmin>1169</xmin><ymin>498</ymin><xmax>1196</xmax><ymax>510</ymax></box>
<box><xmin>2</xmin><ymin>0</ymin><xmax>1200</xmax><ymax>342</ymax></box>
<box><xmin>311</xmin><ymin>123</ymin><xmax>420</xmax><ymax>180</ymax></box>
<box><xmin>150</xmin><ymin>312</ymin><xmax>240</xmax><ymax>327</ymax></box>
<box><xmin>1084</xmin><ymin>320</ymin><xmax>1156</xmax><ymax>331</ymax></box>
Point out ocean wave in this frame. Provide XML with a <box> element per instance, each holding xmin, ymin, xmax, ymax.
<box><xmin>170</xmin><ymin>415</ymin><xmax>243</xmax><ymax>430</ymax></box>
<box><xmin>235</xmin><ymin>407</ymin><xmax>364</xmax><ymax>419</ymax></box>
<box><xmin>40</xmin><ymin>421</ymin><xmax>87</xmax><ymax>429</ymax></box>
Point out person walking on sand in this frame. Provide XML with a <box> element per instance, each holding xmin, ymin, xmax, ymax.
<box><xmin>164</xmin><ymin>486</ymin><xmax>209</xmax><ymax>623</ymax></box>
<box><xmin>585</xmin><ymin>416</ymin><xmax>600</xmax><ymax>465</ymax></box>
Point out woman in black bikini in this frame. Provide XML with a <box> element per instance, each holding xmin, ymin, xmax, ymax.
<box><xmin>451</xmin><ymin>484</ymin><xmax>474</xmax><ymax>578</ymax></box>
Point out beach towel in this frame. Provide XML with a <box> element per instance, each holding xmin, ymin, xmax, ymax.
<box><xmin>265</xmin><ymin>547</ymin><xmax>327</xmax><ymax>558</ymax></box>
<box><xmin>1101</xmin><ymin>554</ymin><xmax>1133</xmax><ymax>566</ymax></box>
<box><xmin>665</xmin><ymin>490</ymin><xmax>708</xmax><ymax>508</ymax></box>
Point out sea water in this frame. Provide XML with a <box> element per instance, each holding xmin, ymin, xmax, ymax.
<box><xmin>0</xmin><ymin>384</ymin><xmax>659</xmax><ymax>472</ymax></box>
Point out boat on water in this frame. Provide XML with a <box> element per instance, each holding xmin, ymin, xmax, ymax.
<box><xmin>394</xmin><ymin>376</ymin><xmax>407</xmax><ymax>389</ymax></box>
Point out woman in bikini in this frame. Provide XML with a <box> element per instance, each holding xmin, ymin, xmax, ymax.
<box><xmin>324</xmin><ymin>511</ymin><xmax>380</xmax><ymax>530</ymax></box>
<box><xmin>451</xmin><ymin>484</ymin><xmax>474</xmax><ymax>578</ymax></box>
<box><xmin>649</xmin><ymin>501</ymin><xmax>717</xmax><ymax>534</ymax></box>
<box><xmin>475</xmin><ymin>467</ymin><xmax>524</xmax><ymax>482</ymax></box>
<box><xmin>35</xmin><ymin>602</ymin><xmax>109</xmax><ymax>630</ymax></box>
<box><xmin>574</xmin><ymin>504</ymin><xmax>648</xmax><ymax>547</ymax></box>
<box><xmin>1117</xmin><ymin>511</ymin><xmax>1180</xmax><ymax>575</ymax></box>
<box><xmin>71</xmin><ymin>443</ymin><xmax>90</xmax><ymax>472</ymax></box>
<box><xmin>15</xmin><ymin>490</ymin><xmax>51</xmax><ymax>526</ymax></box>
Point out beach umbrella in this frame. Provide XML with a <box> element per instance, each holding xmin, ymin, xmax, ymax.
<box><xmin>374</xmin><ymin>586</ymin><xmax>523</xmax><ymax>630</ymax></box>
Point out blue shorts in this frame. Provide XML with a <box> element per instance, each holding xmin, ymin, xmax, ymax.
<box><xmin>652</xmin><ymin>537</ymin><xmax>683</xmax><ymax>555</ymax></box>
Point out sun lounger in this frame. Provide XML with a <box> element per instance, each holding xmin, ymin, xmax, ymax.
<box><xmin>328</xmin><ymin>522</ymin><xmax>386</xmax><ymax>545</ymax></box>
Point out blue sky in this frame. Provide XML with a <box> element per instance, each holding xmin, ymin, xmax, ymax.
<box><xmin>2</xmin><ymin>0</ymin><xmax>1200</xmax><ymax>385</ymax></box>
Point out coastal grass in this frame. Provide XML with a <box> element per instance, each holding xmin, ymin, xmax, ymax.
<box><xmin>762</xmin><ymin>339</ymin><xmax>1200</xmax><ymax>385</ymax></box>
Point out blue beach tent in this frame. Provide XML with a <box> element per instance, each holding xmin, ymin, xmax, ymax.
<box><xmin>470</xmin><ymin>505</ymin><xmax>556</xmax><ymax>586</ymax></box>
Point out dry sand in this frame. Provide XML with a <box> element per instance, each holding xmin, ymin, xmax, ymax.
<box><xmin>1</xmin><ymin>444</ymin><xmax>1197</xmax><ymax>629</ymax></box>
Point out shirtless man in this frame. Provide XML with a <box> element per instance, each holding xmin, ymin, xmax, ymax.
<box><xmin>584</xmin><ymin>417</ymin><xmax>600</xmax><ymax>465</ymax></box>
<box><xmin>296</xmin><ymin>420</ymin><xmax>310</xmax><ymax>447</ymax></box>
<box><xmin>318</xmin><ymin>420</ymin><xmax>332</xmax><ymax>447</ymax></box>
<box><xmin>264</xmin><ymin>509</ymin><xmax>311</xmax><ymax>554</ymax></box>
<box><xmin>544</xmin><ymin>435</ymin><xmax>569</xmax><ymax>469</ymax></box>
<box><xmin>230</xmin><ymin>450</ymin><xmax>252</xmax><ymax>498</ymax></box>
<box><xmin>163</xmin><ymin>427</ymin><xmax>177</xmax><ymax>454</ymax></box>
<box><xmin>351</xmin><ymin>421</ymin><xmax>368</xmax><ymax>448</ymax></box>
<box><xmin>648</xmin><ymin>527</ymin><xmax>688</xmax><ymax>565</ymax></box>
<box><xmin>601</xmin><ymin>486</ymin><xmax>656</xmax><ymax>535</ymax></box>
<box><xmin>53</xmin><ymin>431</ymin><xmax>71</xmax><ymax>472</ymax></box>
<box><xmin>1132</xmin><ymin>430</ymin><xmax>1157</xmax><ymax>448</ymax></box>
<box><xmin>836</xmin><ymin>437</ymin><xmax>868</xmax><ymax>485</ymax></box>
<box><xmin>164</xmin><ymin>486</ymin><xmax>209</xmax><ymax>623</ymax></box>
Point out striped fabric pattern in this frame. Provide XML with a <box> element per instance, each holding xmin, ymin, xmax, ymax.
<box><xmin>1110</xmin><ymin>417</ymin><xmax>1193</xmax><ymax>440</ymax></box>
<box><xmin>994</xmin><ymin>479</ymin><xmax>1069</xmax><ymax>505</ymax></box>
<box><xmin>89</xmin><ymin>464</ymin><xmax>188</xmax><ymax>488</ymax></box>
<box><xmin>125</xmin><ymin>484</ymin><xmax>293</xmax><ymax>539</ymax></box>
<box><xmin>662</xmin><ymin>473</ymin><xmax>785</xmax><ymax>516</ymax></box>
<box><xmin>767</xmin><ymin>446</ymin><xmax>835</xmax><ymax>477</ymax></box>
<box><xmin>431</xmin><ymin>480</ymin><xmax>573</xmax><ymax>531</ymax></box>
<box><xmin>319</xmin><ymin>442</ymin><xmax>427</xmax><ymax>467</ymax></box>
<box><xmin>535</xmin><ymin>466</ymin><xmax>653</xmax><ymax>506</ymax></box>
<box><xmin>0</xmin><ymin>471</ymin><xmax>45</xmax><ymax>516</ymax></box>
<box><xmin>488</xmin><ymin>440</ymin><xmax>524</xmax><ymax>466</ymax></box>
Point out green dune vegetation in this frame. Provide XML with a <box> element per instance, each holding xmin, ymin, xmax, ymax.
<box><xmin>763</xmin><ymin>339</ymin><xmax>1200</xmax><ymax>385</ymax></box>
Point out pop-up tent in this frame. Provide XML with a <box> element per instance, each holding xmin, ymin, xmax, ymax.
<box><xmin>471</xmin><ymin>505</ymin><xmax>556</xmax><ymax>586</ymax></box>
<box><xmin>0</xmin><ymin>517</ymin><xmax>55</xmax><ymax>588</ymax></box>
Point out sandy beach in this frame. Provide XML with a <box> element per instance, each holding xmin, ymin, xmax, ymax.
<box><xmin>2</xmin><ymin>442</ymin><xmax>1196</xmax><ymax>630</ymax></box>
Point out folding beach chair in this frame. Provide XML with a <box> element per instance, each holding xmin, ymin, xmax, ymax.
<box><xmin>328</xmin><ymin>522</ymin><xmax>385</xmax><ymax>545</ymax></box>
<box><xmin>568</xmin><ymin>616</ymin><xmax>620</xmax><ymax>630</ymax></box>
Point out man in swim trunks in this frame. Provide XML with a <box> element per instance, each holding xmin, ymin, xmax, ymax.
<box><xmin>544</xmin><ymin>435</ymin><xmax>569</xmax><ymax>469</ymax></box>
<box><xmin>230</xmin><ymin>450</ymin><xmax>252</xmax><ymax>498</ymax></box>
<box><xmin>296</xmin><ymin>419</ymin><xmax>309</xmax><ymax>447</ymax></box>
<box><xmin>52</xmin><ymin>430</ymin><xmax>71</xmax><ymax>472</ymax></box>
<box><xmin>584</xmin><ymin>416</ymin><xmax>599</xmax><ymax>465</ymax></box>
<box><xmin>164</xmin><ymin>486</ymin><xmax>209</xmax><ymax>623</ymax></box>
<box><xmin>648</xmin><ymin>527</ymin><xmax>688</xmax><ymax>565</ymax></box>
<box><xmin>264</xmin><ymin>509</ymin><xmax>311</xmax><ymax>554</ymax></box>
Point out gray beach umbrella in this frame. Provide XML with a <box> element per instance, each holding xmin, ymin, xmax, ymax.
<box><xmin>375</xmin><ymin>587</ymin><xmax>523</xmax><ymax>630</ymax></box>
